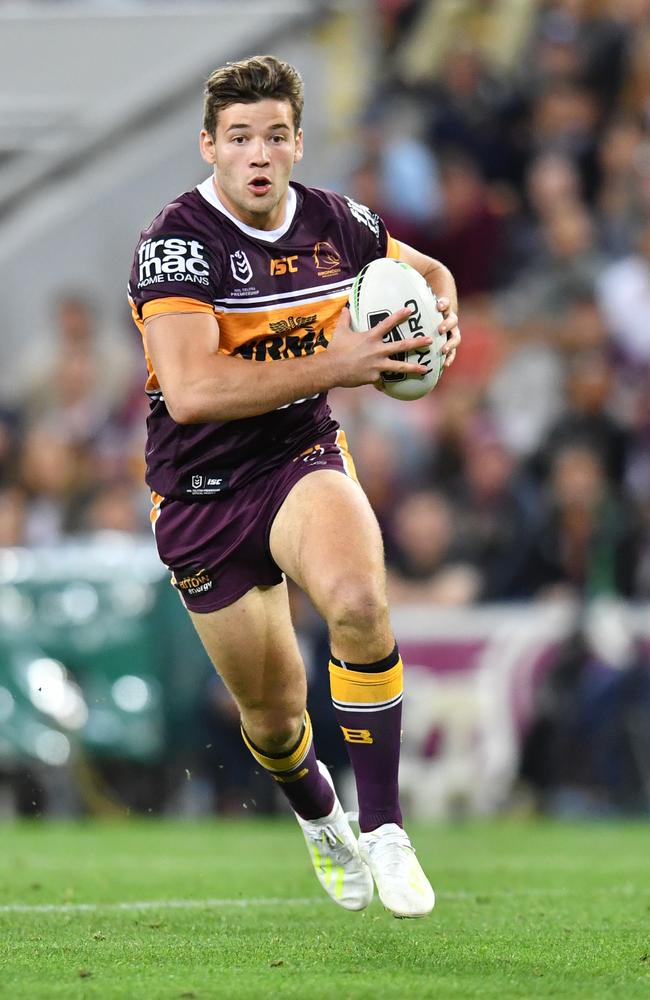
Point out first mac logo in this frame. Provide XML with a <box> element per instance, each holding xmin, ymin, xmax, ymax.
<box><xmin>137</xmin><ymin>237</ymin><xmax>210</xmax><ymax>288</ymax></box>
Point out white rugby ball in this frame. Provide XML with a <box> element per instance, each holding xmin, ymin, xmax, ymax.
<box><xmin>349</xmin><ymin>258</ymin><xmax>446</xmax><ymax>400</ymax></box>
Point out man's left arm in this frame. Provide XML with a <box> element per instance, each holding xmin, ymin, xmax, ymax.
<box><xmin>394</xmin><ymin>241</ymin><xmax>461</xmax><ymax>369</ymax></box>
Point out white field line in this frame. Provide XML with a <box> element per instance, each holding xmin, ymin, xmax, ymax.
<box><xmin>0</xmin><ymin>885</ymin><xmax>647</xmax><ymax>915</ymax></box>
<box><xmin>0</xmin><ymin>897</ymin><xmax>323</xmax><ymax>915</ymax></box>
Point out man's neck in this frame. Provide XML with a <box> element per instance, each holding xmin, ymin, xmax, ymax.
<box><xmin>198</xmin><ymin>176</ymin><xmax>297</xmax><ymax>243</ymax></box>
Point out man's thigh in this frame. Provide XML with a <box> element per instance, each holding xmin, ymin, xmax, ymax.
<box><xmin>188</xmin><ymin>580</ymin><xmax>306</xmax><ymax>713</ymax></box>
<box><xmin>153</xmin><ymin>429</ymin><xmax>357</xmax><ymax>614</ymax></box>
<box><xmin>268</xmin><ymin>469</ymin><xmax>388</xmax><ymax>619</ymax></box>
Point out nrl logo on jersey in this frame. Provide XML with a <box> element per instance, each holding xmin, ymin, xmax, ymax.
<box><xmin>230</xmin><ymin>249</ymin><xmax>253</xmax><ymax>284</ymax></box>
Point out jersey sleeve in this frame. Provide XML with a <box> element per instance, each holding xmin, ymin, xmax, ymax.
<box><xmin>128</xmin><ymin>206</ymin><xmax>222</xmax><ymax>321</ymax></box>
<box><xmin>340</xmin><ymin>194</ymin><xmax>400</xmax><ymax>268</ymax></box>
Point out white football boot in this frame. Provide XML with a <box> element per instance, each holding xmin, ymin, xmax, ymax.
<box><xmin>294</xmin><ymin>762</ymin><xmax>374</xmax><ymax>911</ymax></box>
<box><xmin>358</xmin><ymin>823</ymin><xmax>435</xmax><ymax>918</ymax></box>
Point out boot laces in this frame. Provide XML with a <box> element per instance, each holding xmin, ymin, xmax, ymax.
<box><xmin>369</xmin><ymin>830</ymin><xmax>416</xmax><ymax>876</ymax></box>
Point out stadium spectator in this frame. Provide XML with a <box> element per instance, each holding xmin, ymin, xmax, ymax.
<box><xmin>421</xmin><ymin>154</ymin><xmax>510</xmax><ymax>295</ymax></box>
<box><xmin>508</xmin><ymin>150</ymin><xmax>583</xmax><ymax>271</ymax></box>
<box><xmin>520</xmin><ymin>600</ymin><xmax>650</xmax><ymax>816</ymax></box>
<box><xmin>19</xmin><ymin>293</ymin><xmax>136</xmax><ymax>416</ymax></box>
<box><xmin>0</xmin><ymin>407</ymin><xmax>22</xmax><ymax>487</ymax></box>
<box><xmin>499</xmin><ymin>198</ymin><xmax>605</xmax><ymax>331</ymax></box>
<box><xmin>597</xmin><ymin>216</ymin><xmax>650</xmax><ymax>366</ymax></box>
<box><xmin>17</xmin><ymin>426</ymin><xmax>87</xmax><ymax>545</ymax></box>
<box><xmin>450</xmin><ymin>425</ymin><xmax>540</xmax><ymax>600</ymax></box>
<box><xmin>423</xmin><ymin>43</ymin><xmax>522</xmax><ymax>184</ymax></box>
<box><xmin>621</xmin><ymin>22</ymin><xmax>650</xmax><ymax>128</ymax></box>
<box><xmin>386</xmin><ymin>489</ymin><xmax>479</xmax><ymax>605</ymax></box>
<box><xmin>595</xmin><ymin>116</ymin><xmax>647</xmax><ymax>256</ymax></box>
<box><xmin>516</xmin><ymin>444</ymin><xmax>642</xmax><ymax>599</ymax></box>
<box><xmin>487</xmin><ymin>329</ymin><xmax>564</xmax><ymax>458</ymax></box>
<box><xmin>0</xmin><ymin>486</ymin><xmax>27</xmax><ymax>547</ymax></box>
<box><xmin>535</xmin><ymin>350</ymin><xmax>632</xmax><ymax>487</ymax></box>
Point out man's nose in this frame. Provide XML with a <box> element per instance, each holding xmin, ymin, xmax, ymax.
<box><xmin>250</xmin><ymin>138</ymin><xmax>270</xmax><ymax>165</ymax></box>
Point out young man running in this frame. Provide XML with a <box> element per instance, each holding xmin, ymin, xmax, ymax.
<box><xmin>129</xmin><ymin>54</ymin><xmax>460</xmax><ymax>918</ymax></box>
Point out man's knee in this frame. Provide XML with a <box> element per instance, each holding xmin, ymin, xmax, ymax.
<box><xmin>242</xmin><ymin>704</ymin><xmax>306</xmax><ymax>753</ymax></box>
<box><xmin>326</xmin><ymin>577</ymin><xmax>390</xmax><ymax>637</ymax></box>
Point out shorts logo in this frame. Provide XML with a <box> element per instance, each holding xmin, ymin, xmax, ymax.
<box><xmin>340</xmin><ymin>727</ymin><xmax>374</xmax><ymax>745</ymax></box>
<box><xmin>175</xmin><ymin>567</ymin><xmax>213</xmax><ymax>597</ymax></box>
<box><xmin>230</xmin><ymin>250</ymin><xmax>253</xmax><ymax>284</ymax></box>
<box><xmin>185</xmin><ymin>471</ymin><xmax>231</xmax><ymax>496</ymax></box>
<box><xmin>313</xmin><ymin>241</ymin><xmax>342</xmax><ymax>277</ymax></box>
<box><xmin>137</xmin><ymin>237</ymin><xmax>210</xmax><ymax>288</ymax></box>
<box><xmin>344</xmin><ymin>196</ymin><xmax>380</xmax><ymax>238</ymax></box>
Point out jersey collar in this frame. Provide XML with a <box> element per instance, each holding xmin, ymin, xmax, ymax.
<box><xmin>196</xmin><ymin>175</ymin><xmax>297</xmax><ymax>243</ymax></box>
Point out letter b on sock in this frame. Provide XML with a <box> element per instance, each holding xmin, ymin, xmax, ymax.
<box><xmin>341</xmin><ymin>726</ymin><xmax>374</xmax><ymax>745</ymax></box>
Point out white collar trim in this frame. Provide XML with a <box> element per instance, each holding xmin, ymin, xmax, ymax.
<box><xmin>197</xmin><ymin>175</ymin><xmax>297</xmax><ymax>242</ymax></box>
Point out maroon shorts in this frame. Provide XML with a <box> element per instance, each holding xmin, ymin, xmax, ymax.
<box><xmin>151</xmin><ymin>428</ymin><xmax>357</xmax><ymax>613</ymax></box>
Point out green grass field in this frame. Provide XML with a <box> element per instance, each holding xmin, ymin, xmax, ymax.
<box><xmin>1</xmin><ymin>818</ymin><xmax>648</xmax><ymax>999</ymax></box>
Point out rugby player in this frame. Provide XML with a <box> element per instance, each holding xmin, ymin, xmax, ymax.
<box><xmin>129</xmin><ymin>55</ymin><xmax>460</xmax><ymax>918</ymax></box>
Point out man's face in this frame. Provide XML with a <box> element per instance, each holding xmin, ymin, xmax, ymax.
<box><xmin>200</xmin><ymin>99</ymin><xmax>303</xmax><ymax>230</ymax></box>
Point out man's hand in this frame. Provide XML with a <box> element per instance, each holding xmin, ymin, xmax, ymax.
<box><xmin>436</xmin><ymin>296</ymin><xmax>461</xmax><ymax>369</ymax></box>
<box><xmin>327</xmin><ymin>306</ymin><xmax>433</xmax><ymax>388</ymax></box>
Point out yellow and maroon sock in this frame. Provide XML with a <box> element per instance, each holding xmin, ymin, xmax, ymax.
<box><xmin>329</xmin><ymin>644</ymin><xmax>403</xmax><ymax>832</ymax></box>
<box><xmin>240</xmin><ymin>712</ymin><xmax>335</xmax><ymax>820</ymax></box>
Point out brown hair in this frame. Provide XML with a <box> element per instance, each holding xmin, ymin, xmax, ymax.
<box><xmin>203</xmin><ymin>54</ymin><xmax>304</xmax><ymax>136</ymax></box>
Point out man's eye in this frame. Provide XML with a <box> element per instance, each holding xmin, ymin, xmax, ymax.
<box><xmin>232</xmin><ymin>136</ymin><xmax>246</xmax><ymax>144</ymax></box>
<box><xmin>271</xmin><ymin>135</ymin><xmax>286</xmax><ymax>143</ymax></box>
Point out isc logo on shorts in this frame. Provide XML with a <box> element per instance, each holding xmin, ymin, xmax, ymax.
<box><xmin>137</xmin><ymin>237</ymin><xmax>210</xmax><ymax>288</ymax></box>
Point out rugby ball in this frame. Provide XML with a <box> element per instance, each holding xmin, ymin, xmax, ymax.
<box><xmin>349</xmin><ymin>258</ymin><xmax>446</xmax><ymax>400</ymax></box>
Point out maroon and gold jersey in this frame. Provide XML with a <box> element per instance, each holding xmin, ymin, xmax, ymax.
<box><xmin>128</xmin><ymin>177</ymin><xmax>400</xmax><ymax>499</ymax></box>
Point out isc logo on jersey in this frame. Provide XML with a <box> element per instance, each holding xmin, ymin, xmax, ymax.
<box><xmin>137</xmin><ymin>237</ymin><xmax>210</xmax><ymax>288</ymax></box>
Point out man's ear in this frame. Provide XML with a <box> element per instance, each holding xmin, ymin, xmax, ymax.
<box><xmin>294</xmin><ymin>128</ymin><xmax>304</xmax><ymax>164</ymax></box>
<box><xmin>200</xmin><ymin>129</ymin><xmax>216</xmax><ymax>165</ymax></box>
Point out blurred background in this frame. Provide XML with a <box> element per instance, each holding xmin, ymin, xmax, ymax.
<box><xmin>0</xmin><ymin>0</ymin><xmax>649</xmax><ymax>823</ymax></box>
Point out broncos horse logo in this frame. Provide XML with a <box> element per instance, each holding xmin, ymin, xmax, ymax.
<box><xmin>312</xmin><ymin>241</ymin><xmax>342</xmax><ymax>277</ymax></box>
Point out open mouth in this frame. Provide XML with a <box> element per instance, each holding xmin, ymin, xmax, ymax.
<box><xmin>249</xmin><ymin>177</ymin><xmax>271</xmax><ymax>196</ymax></box>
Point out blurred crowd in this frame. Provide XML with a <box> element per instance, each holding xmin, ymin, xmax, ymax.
<box><xmin>1</xmin><ymin>0</ymin><xmax>649</xmax><ymax>613</ymax></box>
<box><xmin>0</xmin><ymin>294</ymin><xmax>149</xmax><ymax>547</ymax></box>
<box><xmin>334</xmin><ymin>0</ymin><xmax>650</xmax><ymax>606</ymax></box>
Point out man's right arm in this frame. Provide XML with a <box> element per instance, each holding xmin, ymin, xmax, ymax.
<box><xmin>145</xmin><ymin>307</ymin><xmax>431</xmax><ymax>423</ymax></box>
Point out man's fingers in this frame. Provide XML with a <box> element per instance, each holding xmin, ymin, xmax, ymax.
<box><xmin>438</xmin><ymin>309</ymin><xmax>459</xmax><ymax>335</ymax></box>
<box><xmin>370</xmin><ymin>305</ymin><xmax>414</xmax><ymax>337</ymax></box>
<box><xmin>379</xmin><ymin>334</ymin><xmax>433</xmax><ymax>357</ymax></box>
<box><xmin>442</xmin><ymin>328</ymin><xmax>461</xmax><ymax>355</ymax></box>
<box><xmin>380</xmin><ymin>358</ymin><xmax>430</xmax><ymax>376</ymax></box>
<box><xmin>337</xmin><ymin>305</ymin><xmax>351</xmax><ymax>329</ymax></box>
